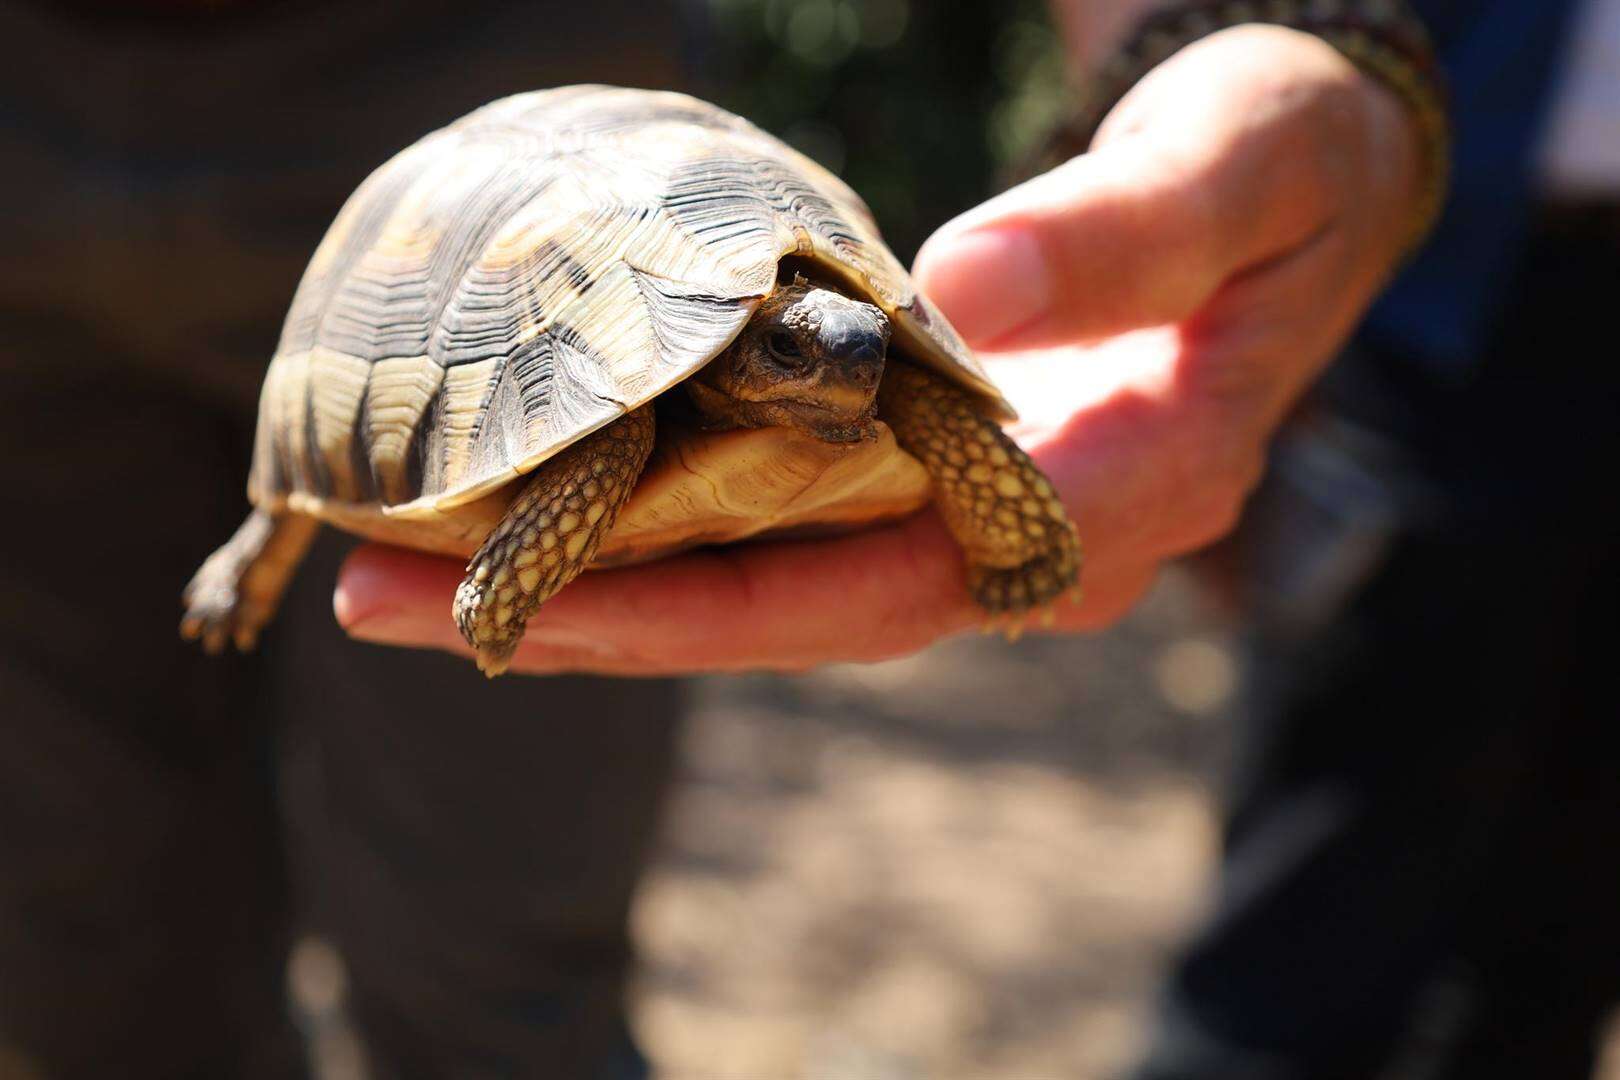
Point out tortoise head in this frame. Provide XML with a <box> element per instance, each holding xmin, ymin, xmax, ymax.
<box><xmin>688</xmin><ymin>278</ymin><xmax>889</xmax><ymax>442</ymax></box>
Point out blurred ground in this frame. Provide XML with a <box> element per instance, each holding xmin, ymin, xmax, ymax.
<box><xmin>631</xmin><ymin>570</ymin><xmax>1233</xmax><ymax>1079</ymax></box>
<box><xmin>630</xmin><ymin>566</ymin><xmax>1620</xmax><ymax>1080</ymax></box>
<box><xmin>292</xmin><ymin>568</ymin><xmax>1620</xmax><ymax>1080</ymax></box>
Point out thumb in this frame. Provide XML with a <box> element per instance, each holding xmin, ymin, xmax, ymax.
<box><xmin>913</xmin><ymin>27</ymin><xmax>1361</xmax><ymax>351</ymax></box>
<box><xmin>913</xmin><ymin>137</ymin><xmax>1315</xmax><ymax>351</ymax></box>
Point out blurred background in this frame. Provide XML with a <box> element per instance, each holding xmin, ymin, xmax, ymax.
<box><xmin>5</xmin><ymin>0</ymin><xmax>1618</xmax><ymax>1077</ymax></box>
<box><xmin>696</xmin><ymin>0</ymin><xmax>1066</xmax><ymax>256</ymax></box>
<box><xmin>597</xmin><ymin>574</ymin><xmax>1237</xmax><ymax>1079</ymax></box>
<box><xmin>292</xmin><ymin>572</ymin><xmax>1243</xmax><ymax>1079</ymax></box>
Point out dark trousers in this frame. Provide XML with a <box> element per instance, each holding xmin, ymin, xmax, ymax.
<box><xmin>1</xmin><ymin>506</ymin><xmax>683</xmax><ymax>1080</ymax></box>
<box><xmin>1136</xmin><ymin>220</ymin><xmax>1620</xmax><ymax>1078</ymax></box>
<box><xmin>0</xmin><ymin>3</ymin><xmax>688</xmax><ymax>1075</ymax></box>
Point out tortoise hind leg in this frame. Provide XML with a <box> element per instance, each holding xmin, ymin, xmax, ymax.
<box><xmin>454</xmin><ymin>405</ymin><xmax>655</xmax><ymax>677</ymax></box>
<box><xmin>877</xmin><ymin>361</ymin><xmax>1082</xmax><ymax>629</ymax></box>
<box><xmin>181</xmin><ymin>509</ymin><xmax>321</xmax><ymax>653</ymax></box>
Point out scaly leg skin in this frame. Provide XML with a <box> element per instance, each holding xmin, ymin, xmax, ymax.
<box><xmin>181</xmin><ymin>509</ymin><xmax>321</xmax><ymax>653</ymax></box>
<box><xmin>454</xmin><ymin>405</ymin><xmax>655</xmax><ymax>677</ymax></box>
<box><xmin>878</xmin><ymin>361</ymin><xmax>1082</xmax><ymax>636</ymax></box>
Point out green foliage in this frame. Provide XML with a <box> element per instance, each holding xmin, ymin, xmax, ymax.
<box><xmin>696</xmin><ymin>0</ymin><xmax>1068</xmax><ymax>261</ymax></box>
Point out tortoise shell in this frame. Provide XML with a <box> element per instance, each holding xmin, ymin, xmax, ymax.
<box><xmin>248</xmin><ymin>85</ymin><xmax>1011</xmax><ymax>560</ymax></box>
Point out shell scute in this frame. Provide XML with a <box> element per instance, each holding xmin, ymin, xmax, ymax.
<box><xmin>249</xmin><ymin>85</ymin><xmax>1006</xmax><ymax>515</ymax></box>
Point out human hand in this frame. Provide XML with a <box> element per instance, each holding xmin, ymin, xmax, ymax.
<box><xmin>335</xmin><ymin>25</ymin><xmax>1424</xmax><ymax>674</ymax></box>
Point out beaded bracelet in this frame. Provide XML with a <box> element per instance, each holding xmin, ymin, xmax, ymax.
<box><xmin>1033</xmin><ymin>0</ymin><xmax>1451</xmax><ymax>255</ymax></box>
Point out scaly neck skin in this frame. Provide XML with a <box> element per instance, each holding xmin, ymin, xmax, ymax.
<box><xmin>685</xmin><ymin>378</ymin><xmax>878</xmax><ymax>443</ymax></box>
<box><xmin>688</xmin><ymin>282</ymin><xmax>890</xmax><ymax>443</ymax></box>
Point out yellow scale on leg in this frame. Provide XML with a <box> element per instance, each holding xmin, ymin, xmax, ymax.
<box><xmin>453</xmin><ymin>405</ymin><xmax>656</xmax><ymax>676</ymax></box>
<box><xmin>877</xmin><ymin>362</ymin><xmax>1082</xmax><ymax>639</ymax></box>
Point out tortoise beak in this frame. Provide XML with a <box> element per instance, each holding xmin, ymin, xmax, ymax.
<box><xmin>817</xmin><ymin>305</ymin><xmax>888</xmax><ymax>391</ymax></box>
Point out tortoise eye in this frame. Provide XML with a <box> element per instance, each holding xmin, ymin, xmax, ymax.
<box><xmin>767</xmin><ymin>331</ymin><xmax>804</xmax><ymax>365</ymax></box>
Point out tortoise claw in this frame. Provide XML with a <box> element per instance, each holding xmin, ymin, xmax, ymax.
<box><xmin>973</xmin><ymin>579</ymin><xmax>1073</xmax><ymax>642</ymax></box>
<box><xmin>181</xmin><ymin>510</ymin><xmax>318</xmax><ymax>656</ymax></box>
<box><xmin>180</xmin><ymin>582</ymin><xmax>247</xmax><ymax>655</ymax></box>
<box><xmin>474</xmin><ymin>643</ymin><xmax>516</xmax><ymax>679</ymax></box>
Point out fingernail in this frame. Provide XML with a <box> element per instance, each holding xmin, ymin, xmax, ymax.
<box><xmin>332</xmin><ymin>584</ymin><xmax>415</xmax><ymax>641</ymax></box>
<box><xmin>915</xmin><ymin>227</ymin><xmax>1052</xmax><ymax>348</ymax></box>
<box><xmin>331</xmin><ymin>582</ymin><xmax>365</xmax><ymax>630</ymax></box>
<box><xmin>331</xmin><ymin>557</ymin><xmax>406</xmax><ymax>633</ymax></box>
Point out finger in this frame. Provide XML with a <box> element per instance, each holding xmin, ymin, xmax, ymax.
<box><xmin>914</xmin><ymin>26</ymin><xmax>1375</xmax><ymax>351</ymax></box>
<box><xmin>334</xmin><ymin>545</ymin><xmax>630</xmax><ymax>671</ymax></box>
<box><xmin>336</xmin><ymin>540</ymin><xmax>1155</xmax><ymax>675</ymax></box>
<box><xmin>336</xmin><ymin>513</ymin><xmax>983</xmax><ymax>675</ymax></box>
<box><xmin>1177</xmin><ymin>200</ymin><xmax>1395</xmax><ymax>436</ymax></box>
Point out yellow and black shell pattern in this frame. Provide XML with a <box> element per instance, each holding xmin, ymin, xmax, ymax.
<box><xmin>248</xmin><ymin>85</ymin><xmax>1012</xmax><ymax>519</ymax></box>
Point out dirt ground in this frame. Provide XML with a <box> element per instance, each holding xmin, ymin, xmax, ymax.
<box><xmin>631</xmin><ymin>570</ymin><xmax>1233</xmax><ymax>1080</ymax></box>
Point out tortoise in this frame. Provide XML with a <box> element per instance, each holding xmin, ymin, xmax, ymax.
<box><xmin>182</xmin><ymin>86</ymin><xmax>1081</xmax><ymax>675</ymax></box>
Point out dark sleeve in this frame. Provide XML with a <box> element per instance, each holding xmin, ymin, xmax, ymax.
<box><xmin>1355</xmin><ymin>0</ymin><xmax>1582</xmax><ymax>375</ymax></box>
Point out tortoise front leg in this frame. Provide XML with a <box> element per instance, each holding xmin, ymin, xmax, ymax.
<box><xmin>878</xmin><ymin>361</ymin><xmax>1081</xmax><ymax>625</ymax></box>
<box><xmin>181</xmin><ymin>509</ymin><xmax>321</xmax><ymax>653</ymax></box>
<box><xmin>454</xmin><ymin>405</ymin><xmax>655</xmax><ymax>676</ymax></box>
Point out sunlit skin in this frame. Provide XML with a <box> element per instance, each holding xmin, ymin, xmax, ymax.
<box><xmin>334</xmin><ymin>27</ymin><xmax>1424</xmax><ymax>674</ymax></box>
